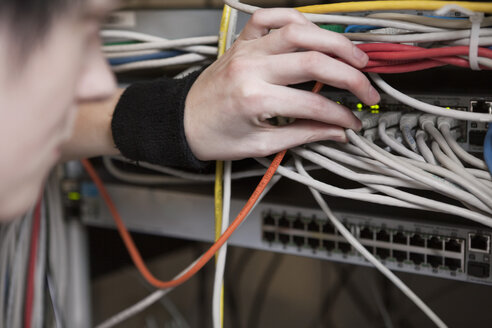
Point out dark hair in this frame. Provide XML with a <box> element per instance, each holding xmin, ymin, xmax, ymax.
<box><xmin>0</xmin><ymin>0</ymin><xmax>81</xmax><ymax>58</ymax></box>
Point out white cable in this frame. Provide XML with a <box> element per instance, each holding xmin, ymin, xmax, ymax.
<box><xmin>224</xmin><ymin>0</ymin><xmax>447</xmax><ymax>33</ymax></box>
<box><xmin>303</xmin><ymin>144</ymin><xmax>492</xmax><ymax>215</ymax></box>
<box><xmin>369</xmin><ymin>73</ymin><xmax>492</xmax><ymax>122</ymax></box>
<box><xmin>344</xmin><ymin>29</ymin><xmax>492</xmax><ymax>43</ymax></box>
<box><xmin>95</xmin><ymin>256</ymin><xmax>201</xmax><ymax>328</ymax></box>
<box><xmin>255</xmin><ymin>157</ymin><xmax>429</xmax><ymax>211</ymax></box>
<box><xmin>212</xmin><ymin>161</ymin><xmax>231</xmax><ymax>328</ymax></box>
<box><xmin>310</xmin><ymin>142</ymin><xmax>487</xmax><ymax>204</ymax></box>
<box><xmin>294</xmin><ymin>157</ymin><xmax>447</xmax><ymax>328</ymax></box>
<box><xmin>174</xmin><ymin>65</ymin><xmax>204</xmax><ymax>79</ymax></box>
<box><xmin>346</xmin><ymin>130</ymin><xmax>492</xmax><ymax>221</ymax></box>
<box><xmin>430</xmin><ymin>142</ymin><xmax>492</xmax><ymax>203</ymax></box>
<box><xmin>449</xmin><ymin>36</ymin><xmax>492</xmax><ymax>46</ymax></box>
<box><xmin>96</xmin><ymin>172</ymin><xmax>281</xmax><ymax>328</ymax></box>
<box><xmin>435</xmin><ymin>4</ymin><xmax>484</xmax><ymax>70</ymax></box>
<box><xmin>379</xmin><ymin>121</ymin><xmax>425</xmax><ymax>162</ymax></box>
<box><xmin>420</xmin><ymin>115</ymin><xmax>462</xmax><ymax>165</ymax></box>
<box><xmin>308</xmin><ymin>143</ymin><xmax>425</xmax><ymax>186</ymax></box>
<box><xmin>439</xmin><ymin>125</ymin><xmax>488</xmax><ymax>170</ymax></box>
<box><xmin>105</xmin><ymin>156</ymin><xmax>320</xmax><ymax>184</ymax></box>
<box><xmin>111</xmin><ymin>53</ymin><xmax>208</xmax><ymax>73</ymax></box>
<box><xmin>103</xmin><ymin>35</ymin><xmax>219</xmax><ymax>52</ymax></box>
<box><xmin>294</xmin><ymin>147</ymin><xmax>425</xmax><ymax>189</ymax></box>
<box><xmin>416</xmin><ymin>130</ymin><xmax>437</xmax><ymax>165</ymax></box>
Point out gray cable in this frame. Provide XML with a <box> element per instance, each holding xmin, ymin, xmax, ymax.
<box><xmin>224</xmin><ymin>0</ymin><xmax>447</xmax><ymax>33</ymax></box>
<box><xmin>378</xmin><ymin>121</ymin><xmax>425</xmax><ymax>162</ymax></box>
<box><xmin>440</xmin><ymin>125</ymin><xmax>488</xmax><ymax>170</ymax></box>
<box><xmin>416</xmin><ymin>131</ymin><xmax>437</xmax><ymax>165</ymax></box>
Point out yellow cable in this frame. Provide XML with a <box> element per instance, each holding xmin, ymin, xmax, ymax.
<box><xmin>296</xmin><ymin>1</ymin><xmax>492</xmax><ymax>14</ymax></box>
<box><xmin>215</xmin><ymin>5</ymin><xmax>231</xmax><ymax>328</ymax></box>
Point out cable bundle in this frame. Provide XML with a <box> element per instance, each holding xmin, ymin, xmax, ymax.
<box><xmin>101</xmin><ymin>30</ymin><xmax>218</xmax><ymax>73</ymax></box>
<box><xmin>0</xmin><ymin>173</ymin><xmax>69</xmax><ymax>328</ymax></box>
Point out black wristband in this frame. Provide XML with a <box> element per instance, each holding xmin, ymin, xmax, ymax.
<box><xmin>111</xmin><ymin>71</ymin><xmax>213</xmax><ymax>172</ymax></box>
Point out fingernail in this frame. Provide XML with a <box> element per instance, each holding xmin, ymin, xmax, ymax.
<box><xmin>368</xmin><ymin>85</ymin><xmax>380</xmax><ymax>102</ymax></box>
<box><xmin>353</xmin><ymin>47</ymin><xmax>368</xmax><ymax>64</ymax></box>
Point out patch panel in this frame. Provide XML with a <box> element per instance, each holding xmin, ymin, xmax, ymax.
<box><xmin>261</xmin><ymin>209</ymin><xmax>482</xmax><ymax>282</ymax></box>
<box><xmin>83</xmin><ymin>185</ymin><xmax>492</xmax><ymax>286</ymax></box>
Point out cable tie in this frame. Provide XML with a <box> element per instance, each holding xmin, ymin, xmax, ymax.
<box><xmin>435</xmin><ymin>4</ymin><xmax>484</xmax><ymax>70</ymax></box>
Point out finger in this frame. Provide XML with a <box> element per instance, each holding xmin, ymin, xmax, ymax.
<box><xmin>251</xmin><ymin>23</ymin><xmax>368</xmax><ymax>68</ymax></box>
<box><xmin>250</xmin><ymin>120</ymin><xmax>347</xmax><ymax>158</ymax></box>
<box><xmin>237</xmin><ymin>8</ymin><xmax>309</xmax><ymax>41</ymax></box>
<box><xmin>260</xmin><ymin>52</ymin><xmax>380</xmax><ymax>105</ymax></box>
<box><xmin>253</xmin><ymin>84</ymin><xmax>362</xmax><ymax>130</ymax></box>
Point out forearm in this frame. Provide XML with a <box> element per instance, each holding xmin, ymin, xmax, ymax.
<box><xmin>60</xmin><ymin>88</ymin><xmax>124</xmax><ymax>161</ymax></box>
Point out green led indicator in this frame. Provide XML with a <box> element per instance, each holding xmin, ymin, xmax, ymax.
<box><xmin>68</xmin><ymin>192</ymin><xmax>81</xmax><ymax>201</ymax></box>
<box><xmin>356</xmin><ymin>103</ymin><xmax>363</xmax><ymax>109</ymax></box>
<box><xmin>336</xmin><ymin>101</ymin><xmax>341</xmax><ymax>104</ymax></box>
<box><xmin>371</xmin><ymin>109</ymin><xmax>380</xmax><ymax>114</ymax></box>
<box><xmin>446</xmin><ymin>107</ymin><xmax>451</xmax><ymax>109</ymax></box>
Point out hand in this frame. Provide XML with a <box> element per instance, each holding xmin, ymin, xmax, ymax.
<box><xmin>184</xmin><ymin>8</ymin><xmax>380</xmax><ymax>161</ymax></box>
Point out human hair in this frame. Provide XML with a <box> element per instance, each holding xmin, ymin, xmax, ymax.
<box><xmin>0</xmin><ymin>0</ymin><xmax>82</xmax><ymax>58</ymax></box>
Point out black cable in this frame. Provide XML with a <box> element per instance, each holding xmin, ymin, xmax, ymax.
<box><xmin>247</xmin><ymin>252</ymin><xmax>284</xmax><ymax>328</ymax></box>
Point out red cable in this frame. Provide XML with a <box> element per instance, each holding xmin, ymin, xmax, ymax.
<box><xmin>354</xmin><ymin>44</ymin><xmax>492</xmax><ymax>73</ymax></box>
<box><xmin>24</xmin><ymin>197</ymin><xmax>42</xmax><ymax>328</ymax></box>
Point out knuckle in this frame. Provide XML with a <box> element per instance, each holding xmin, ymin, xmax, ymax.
<box><xmin>284</xmin><ymin>8</ymin><xmax>309</xmax><ymax>24</ymax></box>
<box><xmin>341</xmin><ymin>72</ymin><xmax>367</xmax><ymax>91</ymax></box>
<box><xmin>250</xmin><ymin>9</ymin><xmax>268</xmax><ymax>27</ymax></box>
<box><xmin>282</xmin><ymin>23</ymin><xmax>301</xmax><ymax>45</ymax></box>
<box><xmin>236</xmin><ymin>81</ymin><xmax>264</xmax><ymax>109</ymax></box>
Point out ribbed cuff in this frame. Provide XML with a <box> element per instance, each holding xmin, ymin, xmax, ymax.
<box><xmin>111</xmin><ymin>71</ymin><xmax>213</xmax><ymax>172</ymax></box>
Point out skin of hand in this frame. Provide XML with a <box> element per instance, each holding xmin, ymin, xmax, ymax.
<box><xmin>184</xmin><ymin>8</ymin><xmax>380</xmax><ymax>161</ymax></box>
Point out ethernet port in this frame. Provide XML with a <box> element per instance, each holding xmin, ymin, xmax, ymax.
<box><xmin>278</xmin><ymin>216</ymin><xmax>289</xmax><ymax>228</ymax></box>
<box><xmin>278</xmin><ymin>233</ymin><xmax>290</xmax><ymax>245</ymax></box>
<box><xmin>470</xmin><ymin>100</ymin><xmax>492</xmax><ymax>114</ymax></box>
<box><xmin>263</xmin><ymin>231</ymin><xmax>275</xmax><ymax>243</ymax></box>
<box><xmin>445</xmin><ymin>239</ymin><xmax>462</xmax><ymax>253</ymax></box>
<box><xmin>338</xmin><ymin>242</ymin><xmax>351</xmax><ymax>254</ymax></box>
<box><xmin>293</xmin><ymin>218</ymin><xmax>304</xmax><ymax>231</ymax></box>
<box><xmin>322</xmin><ymin>222</ymin><xmax>335</xmax><ymax>234</ymax></box>
<box><xmin>427</xmin><ymin>255</ymin><xmax>443</xmax><ymax>268</ymax></box>
<box><xmin>427</xmin><ymin>236</ymin><xmax>443</xmax><ymax>250</ymax></box>
<box><xmin>469</xmin><ymin>131</ymin><xmax>486</xmax><ymax>146</ymax></box>
<box><xmin>323</xmin><ymin>240</ymin><xmax>335</xmax><ymax>251</ymax></box>
<box><xmin>393</xmin><ymin>232</ymin><xmax>407</xmax><ymax>245</ymax></box>
<box><xmin>469</xmin><ymin>234</ymin><xmax>490</xmax><ymax>253</ymax></box>
<box><xmin>410</xmin><ymin>253</ymin><xmax>424</xmax><ymax>265</ymax></box>
<box><xmin>376</xmin><ymin>230</ymin><xmax>390</xmax><ymax>242</ymax></box>
<box><xmin>263</xmin><ymin>213</ymin><xmax>275</xmax><ymax>226</ymax></box>
<box><xmin>308</xmin><ymin>220</ymin><xmax>319</xmax><ymax>233</ymax></box>
<box><xmin>393</xmin><ymin>250</ymin><xmax>407</xmax><ymax>262</ymax></box>
<box><xmin>445</xmin><ymin>258</ymin><xmax>461</xmax><ymax>271</ymax></box>
<box><xmin>308</xmin><ymin>238</ymin><xmax>319</xmax><ymax>250</ymax></box>
<box><xmin>376</xmin><ymin>248</ymin><xmax>390</xmax><ymax>260</ymax></box>
<box><xmin>293</xmin><ymin>235</ymin><xmax>305</xmax><ymax>247</ymax></box>
<box><xmin>360</xmin><ymin>227</ymin><xmax>373</xmax><ymax>240</ymax></box>
<box><xmin>410</xmin><ymin>234</ymin><xmax>425</xmax><ymax>247</ymax></box>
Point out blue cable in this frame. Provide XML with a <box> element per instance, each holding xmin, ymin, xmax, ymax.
<box><xmin>108</xmin><ymin>50</ymin><xmax>184</xmax><ymax>66</ymax></box>
<box><xmin>345</xmin><ymin>25</ymin><xmax>378</xmax><ymax>33</ymax></box>
<box><xmin>484</xmin><ymin>123</ymin><xmax>492</xmax><ymax>175</ymax></box>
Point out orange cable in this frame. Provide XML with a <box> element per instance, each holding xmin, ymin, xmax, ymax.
<box><xmin>82</xmin><ymin>82</ymin><xmax>323</xmax><ymax>289</ymax></box>
<box><xmin>81</xmin><ymin>151</ymin><xmax>285</xmax><ymax>289</ymax></box>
